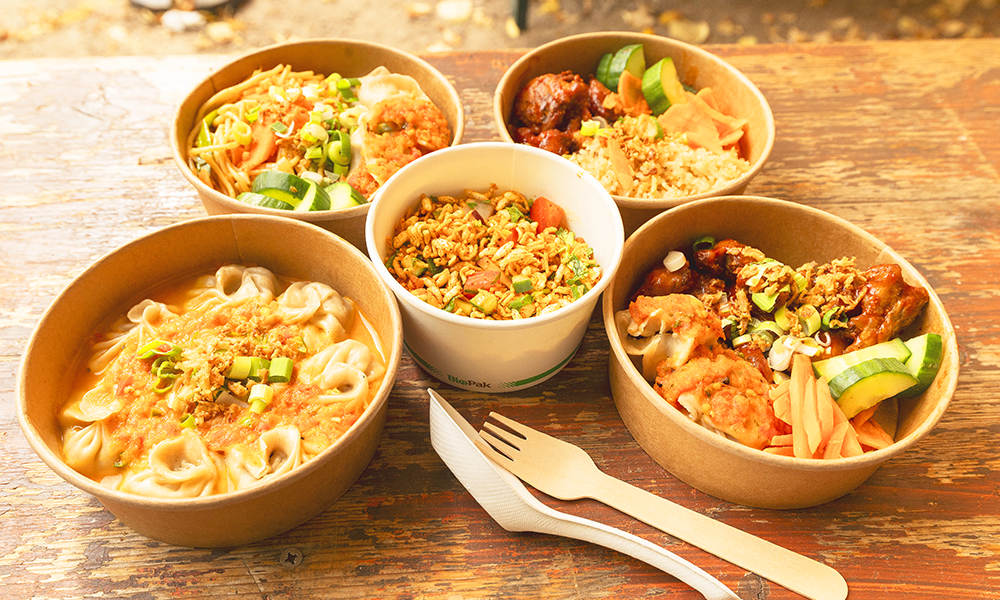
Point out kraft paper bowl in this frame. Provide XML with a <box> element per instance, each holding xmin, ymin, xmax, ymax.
<box><xmin>171</xmin><ymin>38</ymin><xmax>465</xmax><ymax>250</ymax></box>
<box><xmin>602</xmin><ymin>196</ymin><xmax>958</xmax><ymax>509</ymax></box>
<box><xmin>495</xmin><ymin>32</ymin><xmax>774</xmax><ymax>237</ymax></box>
<box><xmin>367</xmin><ymin>142</ymin><xmax>624</xmax><ymax>393</ymax></box>
<box><xmin>16</xmin><ymin>216</ymin><xmax>403</xmax><ymax>546</ymax></box>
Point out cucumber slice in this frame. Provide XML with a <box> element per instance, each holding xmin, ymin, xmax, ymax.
<box><xmin>294</xmin><ymin>179</ymin><xmax>332</xmax><ymax>212</ymax></box>
<box><xmin>829</xmin><ymin>357</ymin><xmax>918</xmax><ymax>418</ymax></box>
<box><xmin>251</xmin><ymin>171</ymin><xmax>310</xmax><ymax>199</ymax></box>
<box><xmin>606</xmin><ymin>44</ymin><xmax>645</xmax><ymax>91</ymax></box>
<box><xmin>237</xmin><ymin>192</ymin><xmax>295</xmax><ymax>211</ymax></box>
<box><xmin>813</xmin><ymin>337</ymin><xmax>911</xmax><ymax>382</ymax></box>
<box><xmin>897</xmin><ymin>333</ymin><xmax>943</xmax><ymax>398</ymax></box>
<box><xmin>641</xmin><ymin>57</ymin><xmax>685</xmax><ymax>115</ymax></box>
<box><xmin>326</xmin><ymin>181</ymin><xmax>367</xmax><ymax>210</ymax></box>
<box><xmin>595</xmin><ymin>52</ymin><xmax>614</xmax><ymax>88</ymax></box>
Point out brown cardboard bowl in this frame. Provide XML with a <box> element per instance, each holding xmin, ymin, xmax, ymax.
<box><xmin>16</xmin><ymin>215</ymin><xmax>403</xmax><ymax>547</ymax></box>
<box><xmin>602</xmin><ymin>196</ymin><xmax>959</xmax><ymax>509</ymax></box>
<box><xmin>494</xmin><ymin>32</ymin><xmax>774</xmax><ymax>238</ymax></box>
<box><xmin>171</xmin><ymin>38</ymin><xmax>465</xmax><ymax>250</ymax></box>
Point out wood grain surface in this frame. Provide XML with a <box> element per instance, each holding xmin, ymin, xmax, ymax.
<box><xmin>1</xmin><ymin>40</ymin><xmax>998</xmax><ymax>599</ymax></box>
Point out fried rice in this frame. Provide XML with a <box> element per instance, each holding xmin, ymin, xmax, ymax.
<box><xmin>567</xmin><ymin>114</ymin><xmax>751</xmax><ymax>199</ymax></box>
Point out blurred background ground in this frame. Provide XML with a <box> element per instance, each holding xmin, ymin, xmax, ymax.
<box><xmin>1</xmin><ymin>0</ymin><xmax>998</xmax><ymax>60</ymax></box>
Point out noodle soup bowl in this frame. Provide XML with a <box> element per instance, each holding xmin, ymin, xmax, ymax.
<box><xmin>367</xmin><ymin>142</ymin><xmax>624</xmax><ymax>392</ymax></box>
<box><xmin>17</xmin><ymin>215</ymin><xmax>403</xmax><ymax>546</ymax></box>
<box><xmin>603</xmin><ymin>196</ymin><xmax>959</xmax><ymax>509</ymax></box>
<box><xmin>171</xmin><ymin>38</ymin><xmax>465</xmax><ymax>250</ymax></box>
<box><xmin>495</xmin><ymin>32</ymin><xmax>774</xmax><ymax>237</ymax></box>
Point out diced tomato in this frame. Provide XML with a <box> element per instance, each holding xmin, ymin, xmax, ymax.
<box><xmin>529</xmin><ymin>196</ymin><xmax>565</xmax><ymax>232</ymax></box>
<box><xmin>502</xmin><ymin>230</ymin><xmax>518</xmax><ymax>246</ymax></box>
<box><xmin>464</xmin><ymin>270</ymin><xmax>501</xmax><ymax>292</ymax></box>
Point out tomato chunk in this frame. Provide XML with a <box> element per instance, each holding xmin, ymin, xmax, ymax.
<box><xmin>530</xmin><ymin>196</ymin><xmax>565</xmax><ymax>232</ymax></box>
<box><xmin>463</xmin><ymin>270</ymin><xmax>501</xmax><ymax>292</ymax></box>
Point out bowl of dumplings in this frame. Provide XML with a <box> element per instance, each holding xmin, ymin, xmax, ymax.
<box><xmin>171</xmin><ymin>38</ymin><xmax>465</xmax><ymax>250</ymax></box>
<box><xmin>16</xmin><ymin>215</ymin><xmax>403</xmax><ymax>547</ymax></box>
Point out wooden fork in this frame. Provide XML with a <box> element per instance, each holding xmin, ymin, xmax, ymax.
<box><xmin>475</xmin><ymin>412</ymin><xmax>848</xmax><ymax>600</ymax></box>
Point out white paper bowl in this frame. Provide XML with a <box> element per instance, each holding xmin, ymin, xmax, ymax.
<box><xmin>367</xmin><ymin>142</ymin><xmax>624</xmax><ymax>392</ymax></box>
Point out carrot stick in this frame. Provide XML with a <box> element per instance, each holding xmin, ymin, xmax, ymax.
<box><xmin>823</xmin><ymin>422</ymin><xmax>849</xmax><ymax>459</ymax></box>
<box><xmin>803</xmin><ymin>373</ymin><xmax>823</xmax><ymax>455</ymax></box>
<box><xmin>772</xmin><ymin>387</ymin><xmax>792</xmax><ymax>425</ymax></box>
<box><xmin>790</xmin><ymin>354</ymin><xmax>813</xmax><ymax>459</ymax></box>
<box><xmin>769</xmin><ymin>433</ymin><xmax>794</xmax><ymax>447</ymax></box>
<box><xmin>852</xmin><ymin>404</ymin><xmax>879</xmax><ymax>427</ymax></box>
<box><xmin>815</xmin><ymin>375</ymin><xmax>835</xmax><ymax>447</ymax></box>
<box><xmin>764</xmin><ymin>446</ymin><xmax>796</xmax><ymax>457</ymax></box>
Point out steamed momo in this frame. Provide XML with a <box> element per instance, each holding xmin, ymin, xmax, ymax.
<box><xmin>57</xmin><ymin>264</ymin><xmax>387</xmax><ymax>498</ymax></box>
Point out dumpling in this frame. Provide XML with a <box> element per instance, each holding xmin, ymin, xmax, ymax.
<box><xmin>297</xmin><ymin>339</ymin><xmax>384</xmax><ymax>406</ymax></box>
<box><xmin>120</xmin><ymin>430</ymin><xmax>223</xmax><ymax>499</ymax></box>
<box><xmin>357</xmin><ymin>65</ymin><xmax>429</xmax><ymax>108</ymax></box>
<box><xmin>276</xmin><ymin>282</ymin><xmax>354</xmax><ymax>346</ymax></box>
<box><xmin>186</xmin><ymin>265</ymin><xmax>280</xmax><ymax>310</ymax></box>
<box><xmin>225</xmin><ymin>426</ymin><xmax>303</xmax><ymax>490</ymax></box>
<box><xmin>62</xmin><ymin>421</ymin><xmax>121</xmax><ymax>477</ymax></box>
<box><xmin>88</xmin><ymin>299</ymin><xmax>177</xmax><ymax>375</ymax></box>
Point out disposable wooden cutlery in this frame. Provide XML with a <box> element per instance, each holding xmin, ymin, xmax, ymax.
<box><xmin>475</xmin><ymin>411</ymin><xmax>849</xmax><ymax>600</ymax></box>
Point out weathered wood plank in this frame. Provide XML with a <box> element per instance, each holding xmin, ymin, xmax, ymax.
<box><xmin>1</xmin><ymin>40</ymin><xmax>998</xmax><ymax>599</ymax></box>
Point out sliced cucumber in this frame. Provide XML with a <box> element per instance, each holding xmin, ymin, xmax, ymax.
<box><xmin>813</xmin><ymin>337</ymin><xmax>911</xmax><ymax>382</ymax></box>
<box><xmin>294</xmin><ymin>179</ymin><xmax>332</xmax><ymax>212</ymax></box>
<box><xmin>897</xmin><ymin>333</ymin><xmax>943</xmax><ymax>398</ymax></box>
<box><xmin>606</xmin><ymin>44</ymin><xmax>645</xmax><ymax>91</ymax></box>
<box><xmin>237</xmin><ymin>192</ymin><xmax>295</xmax><ymax>211</ymax></box>
<box><xmin>252</xmin><ymin>171</ymin><xmax>309</xmax><ymax>198</ymax></box>
<box><xmin>326</xmin><ymin>181</ymin><xmax>367</xmax><ymax>210</ymax></box>
<box><xmin>641</xmin><ymin>57</ymin><xmax>685</xmax><ymax>115</ymax></box>
<box><xmin>830</xmin><ymin>357</ymin><xmax>918</xmax><ymax>418</ymax></box>
<box><xmin>595</xmin><ymin>52</ymin><xmax>614</xmax><ymax>88</ymax></box>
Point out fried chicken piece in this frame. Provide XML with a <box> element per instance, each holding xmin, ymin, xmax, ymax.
<box><xmin>692</xmin><ymin>239</ymin><xmax>763</xmax><ymax>281</ymax></box>
<box><xmin>632</xmin><ymin>263</ymin><xmax>696</xmax><ymax>299</ymax></box>
<box><xmin>845</xmin><ymin>263</ymin><xmax>929</xmax><ymax>352</ymax></box>
<box><xmin>514</xmin><ymin>127</ymin><xmax>581</xmax><ymax>155</ymax></box>
<box><xmin>654</xmin><ymin>347</ymin><xmax>784</xmax><ymax>449</ymax></box>
<box><xmin>512</xmin><ymin>71</ymin><xmax>589</xmax><ymax>134</ymax></box>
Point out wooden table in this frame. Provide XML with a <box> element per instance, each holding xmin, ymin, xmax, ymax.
<box><xmin>1</xmin><ymin>40</ymin><xmax>998</xmax><ymax>599</ymax></box>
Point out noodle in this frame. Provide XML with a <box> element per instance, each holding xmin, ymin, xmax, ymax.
<box><xmin>187</xmin><ymin>64</ymin><xmax>451</xmax><ymax>205</ymax></box>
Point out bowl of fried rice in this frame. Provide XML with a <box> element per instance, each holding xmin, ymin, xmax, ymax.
<box><xmin>495</xmin><ymin>32</ymin><xmax>774</xmax><ymax>237</ymax></box>
<box><xmin>367</xmin><ymin>142</ymin><xmax>624</xmax><ymax>393</ymax></box>
<box><xmin>603</xmin><ymin>196</ymin><xmax>958</xmax><ymax>509</ymax></box>
<box><xmin>172</xmin><ymin>38</ymin><xmax>465</xmax><ymax>250</ymax></box>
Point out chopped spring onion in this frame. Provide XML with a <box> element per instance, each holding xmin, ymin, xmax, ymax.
<box><xmin>247</xmin><ymin>357</ymin><xmax>271</xmax><ymax>382</ymax></box>
<box><xmin>226</xmin><ymin>356</ymin><xmax>253</xmax><ymax>380</ymax></box>
<box><xmin>751</xmin><ymin>290</ymin><xmax>780</xmax><ymax>313</ymax></box>
<box><xmin>269</xmin><ymin>357</ymin><xmax>294</xmax><ymax>383</ymax></box>
<box><xmin>137</xmin><ymin>339</ymin><xmax>182</xmax><ymax>360</ymax></box>
<box><xmin>692</xmin><ymin>236</ymin><xmax>715</xmax><ymax>251</ymax></box>
<box><xmin>232</xmin><ymin>120</ymin><xmax>252</xmax><ymax>146</ymax></box>
<box><xmin>248</xmin><ymin>384</ymin><xmax>274</xmax><ymax>413</ymax></box>
<box><xmin>179</xmin><ymin>413</ymin><xmax>196</xmax><ymax>429</ymax></box>
<box><xmin>822</xmin><ymin>308</ymin><xmax>844</xmax><ymax>330</ymax></box>
<box><xmin>270</xmin><ymin>121</ymin><xmax>289</xmax><ymax>134</ymax></box>
<box><xmin>773</xmin><ymin>305</ymin><xmax>796</xmax><ymax>331</ymax></box>
<box><xmin>731</xmin><ymin>333</ymin><xmax>754</xmax><ymax>347</ymax></box>
<box><xmin>508</xmin><ymin>293</ymin><xmax>534</xmax><ymax>311</ymax></box>
<box><xmin>797</xmin><ymin>304</ymin><xmax>821</xmax><ymax>336</ymax></box>
<box><xmin>662</xmin><ymin>250</ymin><xmax>686</xmax><ymax>272</ymax></box>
